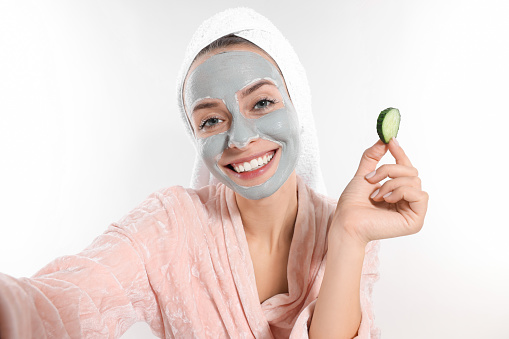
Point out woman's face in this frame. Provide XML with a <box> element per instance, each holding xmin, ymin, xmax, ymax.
<box><xmin>183</xmin><ymin>44</ymin><xmax>300</xmax><ymax>200</ymax></box>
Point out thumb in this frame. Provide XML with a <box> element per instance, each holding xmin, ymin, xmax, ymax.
<box><xmin>355</xmin><ymin>140</ymin><xmax>389</xmax><ymax>177</ymax></box>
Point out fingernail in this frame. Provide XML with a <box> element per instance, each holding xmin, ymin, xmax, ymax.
<box><xmin>370</xmin><ymin>189</ymin><xmax>380</xmax><ymax>199</ymax></box>
<box><xmin>365</xmin><ymin>170</ymin><xmax>376</xmax><ymax>179</ymax></box>
<box><xmin>392</xmin><ymin>137</ymin><xmax>399</xmax><ymax>147</ymax></box>
<box><xmin>383</xmin><ymin>192</ymin><xmax>392</xmax><ymax>198</ymax></box>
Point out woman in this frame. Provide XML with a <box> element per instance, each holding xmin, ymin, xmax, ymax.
<box><xmin>0</xmin><ymin>8</ymin><xmax>428</xmax><ymax>339</ymax></box>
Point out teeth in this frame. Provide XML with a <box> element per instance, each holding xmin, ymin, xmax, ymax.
<box><xmin>232</xmin><ymin>152</ymin><xmax>275</xmax><ymax>173</ymax></box>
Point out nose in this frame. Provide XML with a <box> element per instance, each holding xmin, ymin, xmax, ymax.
<box><xmin>227</xmin><ymin>116</ymin><xmax>259</xmax><ymax>149</ymax></box>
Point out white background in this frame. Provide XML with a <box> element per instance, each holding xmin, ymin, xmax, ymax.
<box><xmin>1</xmin><ymin>1</ymin><xmax>508</xmax><ymax>338</ymax></box>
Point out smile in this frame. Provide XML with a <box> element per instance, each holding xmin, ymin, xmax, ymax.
<box><xmin>230</xmin><ymin>150</ymin><xmax>276</xmax><ymax>173</ymax></box>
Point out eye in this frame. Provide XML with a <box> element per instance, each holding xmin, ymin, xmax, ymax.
<box><xmin>198</xmin><ymin>117</ymin><xmax>224</xmax><ymax>130</ymax></box>
<box><xmin>253</xmin><ymin>98</ymin><xmax>278</xmax><ymax>110</ymax></box>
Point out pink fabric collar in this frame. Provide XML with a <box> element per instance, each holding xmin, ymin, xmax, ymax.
<box><xmin>220</xmin><ymin>175</ymin><xmax>329</xmax><ymax>336</ymax></box>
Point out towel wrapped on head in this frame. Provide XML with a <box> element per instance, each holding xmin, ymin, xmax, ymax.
<box><xmin>176</xmin><ymin>7</ymin><xmax>327</xmax><ymax>196</ymax></box>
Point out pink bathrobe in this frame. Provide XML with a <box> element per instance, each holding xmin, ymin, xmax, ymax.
<box><xmin>0</xmin><ymin>176</ymin><xmax>380</xmax><ymax>338</ymax></box>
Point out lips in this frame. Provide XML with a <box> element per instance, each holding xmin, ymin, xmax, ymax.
<box><xmin>230</xmin><ymin>150</ymin><xmax>275</xmax><ymax>173</ymax></box>
<box><xmin>223</xmin><ymin>148</ymin><xmax>279</xmax><ymax>180</ymax></box>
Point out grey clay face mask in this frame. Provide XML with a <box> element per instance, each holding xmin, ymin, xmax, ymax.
<box><xmin>184</xmin><ymin>51</ymin><xmax>300</xmax><ymax>200</ymax></box>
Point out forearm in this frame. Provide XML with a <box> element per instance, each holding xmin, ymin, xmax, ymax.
<box><xmin>0</xmin><ymin>273</ymin><xmax>50</xmax><ymax>338</ymax></box>
<box><xmin>0</xmin><ymin>230</ymin><xmax>157</xmax><ymax>338</ymax></box>
<box><xmin>308</xmin><ymin>228</ymin><xmax>366</xmax><ymax>339</ymax></box>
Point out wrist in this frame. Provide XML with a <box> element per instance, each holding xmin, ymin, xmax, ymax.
<box><xmin>327</xmin><ymin>225</ymin><xmax>368</xmax><ymax>256</ymax></box>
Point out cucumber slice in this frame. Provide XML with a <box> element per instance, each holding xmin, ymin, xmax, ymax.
<box><xmin>377</xmin><ymin>107</ymin><xmax>401</xmax><ymax>144</ymax></box>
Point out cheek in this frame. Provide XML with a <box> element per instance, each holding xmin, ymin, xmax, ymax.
<box><xmin>197</xmin><ymin>133</ymin><xmax>228</xmax><ymax>162</ymax></box>
<box><xmin>255</xmin><ymin>107</ymin><xmax>299</xmax><ymax>143</ymax></box>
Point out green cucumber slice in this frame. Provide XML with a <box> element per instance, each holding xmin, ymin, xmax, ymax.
<box><xmin>377</xmin><ymin>107</ymin><xmax>401</xmax><ymax>144</ymax></box>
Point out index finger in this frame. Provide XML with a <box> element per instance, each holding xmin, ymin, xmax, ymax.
<box><xmin>388</xmin><ymin>138</ymin><xmax>413</xmax><ymax>167</ymax></box>
<box><xmin>355</xmin><ymin>140</ymin><xmax>389</xmax><ymax>177</ymax></box>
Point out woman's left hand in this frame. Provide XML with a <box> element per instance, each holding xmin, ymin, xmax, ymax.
<box><xmin>330</xmin><ymin>138</ymin><xmax>429</xmax><ymax>246</ymax></box>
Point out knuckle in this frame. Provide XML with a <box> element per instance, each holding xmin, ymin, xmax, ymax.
<box><xmin>381</xmin><ymin>178</ymin><xmax>395</xmax><ymax>191</ymax></box>
<box><xmin>362</xmin><ymin>150</ymin><xmax>373</xmax><ymax>163</ymax></box>
<box><xmin>422</xmin><ymin>191</ymin><xmax>429</xmax><ymax>201</ymax></box>
<box><xmin>414</xmin><ymin>222</ymin><xmax>425</xmax><ymax>233</ymax></box>
<box><xmin>378</xmin><ymin>164</ymin><xmax>390</xmax><ymax>176</ymax></box>
<box><xmin>407</xmin><ymin>218</ymin><xmax>424</xmax><ymax>234</ymax></box>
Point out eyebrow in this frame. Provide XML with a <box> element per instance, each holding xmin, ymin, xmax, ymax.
<box><xmin>192</xmin><ymin>101</ymin><xmax>219</xmax><ymax>115</ymax></box>
<box><xmin>239</xmin><ymin>79</ymin><xmax>276</xmax><ymax>98</ymax></box>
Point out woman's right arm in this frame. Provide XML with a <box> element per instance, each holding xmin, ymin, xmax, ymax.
<box><xmin>0</xmin><ymin>192</ymin><xmax>169</xmax><ymax>338</ymax></box>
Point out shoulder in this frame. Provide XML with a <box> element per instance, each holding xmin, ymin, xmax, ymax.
<box><xmin>298</xmin><ymin>178</ymin><xmax>337</xmax><ymax>214</ymax></box>
<box><xmin>309</xmin><ymin>188</ymin><xmax>337</xmax><ymax>209</ymax></box>
<box><xmin>111</xmin><ymin>183</ymin><xmax>224</xmax><ymax>236</ymax></box>
<box><xmin>294</xmin><ymin>177</ymin><xmax>338</xmax><ymax>243</ymax></box>
<box><xmin>159</xmin><ymin>184</ymin><xmax>223</xmax><ymax>207</ymax></box>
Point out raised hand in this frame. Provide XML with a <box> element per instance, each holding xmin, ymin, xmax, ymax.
<box><xmin>330</xmin><ymin>138</ymin><xmax>429</xmax><ymax>247</ymax></box>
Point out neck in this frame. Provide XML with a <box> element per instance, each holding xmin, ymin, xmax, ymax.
<box><xmin>235</xmin><ymin>172</ymin><xmax>298</xmax><ymax>254</ymax></box>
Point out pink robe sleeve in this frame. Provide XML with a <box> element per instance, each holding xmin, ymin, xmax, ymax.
<box><xmin>0</xmin><ymin>195</ymin><xmax>165</xmax><ymax>339</ymax></box>
<box><xmin>289</xmin><ymin>240</ymin><xmax>381</xmax><ymax>339</ymax></box>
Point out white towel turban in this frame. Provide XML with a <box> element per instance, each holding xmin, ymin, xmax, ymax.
<box><xmin>176</xmin><ymin>7</ymin><xmax>327</xmax><ymax>196</ymax></box>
